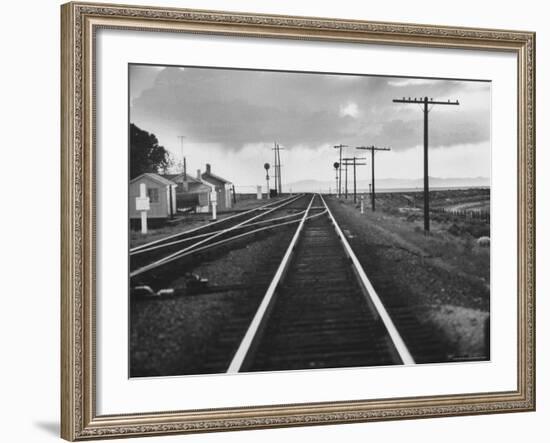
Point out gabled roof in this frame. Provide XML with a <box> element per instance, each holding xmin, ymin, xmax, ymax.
<box><xmin>162</xmin><ymin>173</ymin><xmax>202</xmax><ymax>184</ymax></box>
<box><xmin>202</xmin><ymin>171</ymin><xmax>232</xmax><ymax>186</ymax></box>
<box><xmin>187</xmin><ymin>182</ymin><xmax>212</xmax><ymax>193</ymax></box>
<box><xmin>130</xmin><ymin>172</ymin><xmax>177</xmax><ymax>187</ymax></box>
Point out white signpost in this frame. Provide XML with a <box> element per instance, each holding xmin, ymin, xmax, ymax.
<box><xmin>210</xmin><ymin>190</ymin><xmax>217</xmax><ymax>220</ymax></box>
<box><xmin>135</xmin><ymin>183</ymin><xmax>150</xmax><ymax>234</ymax></box>
<box><xmin>256</xmin><ymin>185</ymin><xmax>262</xmax><ymax>200</ymax></box>
<box><xmin>360</xmin><ymin>194</ymin><xmax>365</xmax><ymax>214</ymax></box>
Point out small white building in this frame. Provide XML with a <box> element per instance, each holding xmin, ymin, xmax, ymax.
<box><xmin>201</xmin><ymin>164</ymin><xmax>233</xmax><ymax>211</ymax></box>
<box><xmin>163</xmin><ymin>171</ymin><xmax>214</xmax><ymax>213</ymax></box>
<box><xmin>129</xmin><ymin>173</ymin><xmax>177</xmax><ymax>220</ymax></box>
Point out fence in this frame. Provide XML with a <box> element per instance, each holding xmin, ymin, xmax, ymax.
<box><xmin>431</xmin><ymin>207</ymin><xmax>490</xmax><ymax>221</ymax></box>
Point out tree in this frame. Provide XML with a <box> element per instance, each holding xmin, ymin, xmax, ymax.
<box><xmin>130</xmin><ymin>123</ymin><xmax>172</xmax><ymax>179</ymax></box>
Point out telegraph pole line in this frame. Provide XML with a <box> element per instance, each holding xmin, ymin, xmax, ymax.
<box><xmin>277</xmin><ymin>143</ymin><xmax>284</xmax><ymax>194</ymax></box>
<box><xmin>392</xmin><ymin>96</ymin><xmax>459</xmax><ymax>231</ymax></box>
<box><xmin>342</xmin><ymin>157</ymin><xmax>366</xmax><ymax>203</ymax></box>
<box><xmin>272</xmin><ymin>142</ymin><xmax>285</xmax><ymax>194</ymax></box>
<box><xmin>273</xmin><ymin>142</ymin><xmax>279</xmax><ymax>194</ymax></box>
<box><xmin>177</xmin><ymin>135</ymin><xmax>186</xmax><ymax>183</ymax></box>
<box><xmin>276</xmin><ymin>143</ymin><xmax>281</xmax><ymax>193</ymax></box>
<box><xmin>356</xmin><ymin>145</ymin><xmax>391</xmax><ymax>212</ymax></box>
<box><xmin>345</xmin><ymin>162</ymin><xmax>348</xmax><ymax>198</ymax></box>
<box><xmin>333</xmin><ymin>162</ymin><xmax>340</xmax><ymax>197</ymax></box>
<box><xmin>333</xmin><ymin>144</ymin><xmax>348</xmax><ymax>197</ymax></box>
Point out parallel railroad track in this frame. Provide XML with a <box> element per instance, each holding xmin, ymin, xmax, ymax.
<box><xmin>131</xmin><ymin>194</ymin><xmax>301</xmax><ymax>254</ymax></box>
<box><xmin>323</xmin><ymin>198</ymin><xmax>450</xmax><ymax>364</ymax></box>
<box><xmin>130</xmin><ymin>194</ymin><xmax>307</xmax><ymax>279</ymax></box>
<box><xmin>225</xmin><ymin>194</ymin><xmax>414</xmax><ymax>373</ymax></box>
<box><xmin>133</xmin><ymin>193</ymin><xmax>446</xmax><ymax>375</ymax></box>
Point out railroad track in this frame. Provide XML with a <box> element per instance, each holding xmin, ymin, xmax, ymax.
<box><xmin>223</xmin><ymin>194</ymin><xmax>414</xmax><ymax>373</ymax></box>
<box><xmin>132</xmin><ymin>192</ymin><xmax>442</xmax><ymax>376</ymax></box>
<box><xmin>323</xmin><ymin>198</ymin><xmax>450</xmax><ymax>364</ymax></box>
<box><xmin>130</xmin><ymin>194</ymin><xmax>307</xmax><ymax>279</ymax></box>
<box><xmin>131</xmin><ymin>194</ymin><xmax>301</xmax><ymax>254</ymax></box>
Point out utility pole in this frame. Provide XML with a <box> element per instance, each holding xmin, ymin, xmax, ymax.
<box><xmin>344</xmin><ymin>161</ymin><xmax>348</xmax><ymax>199</ymax></box>
<box><xmin>342</xmin><ymin>157</ymin><xmax>366</xmax><ymax>203</ymax></box>
<box><xmin>392</xmin><ymin>96</ymin><xmax>459</xmax><ymax>231</ymax></box>
<box><xmin>273</xmin><ymin>142</ymin><xmax>278</xmax><ymax>194</ymax></box>
<box><xmin>356</xmin><ymin>145</ymin><xmax>391</xmax><ymax>212</ymax></box>
<box><xmin>177</xmin><ymin>135</ymin><xmax>186</xmax><ymax>183</ymax></box>
<box><xmin>272</xmin><ymin>142</ymin><xmax>285</xmax><ymax>194</ymax></box>
<box><xmin>333</xmin><ymin>162</ymin><xmax>340</xmax><ymax>197</ymax></box>
<box><xmin>333</xmin><ymin>144</ymin><xmax>348</xmax><ymax>197</ymax></box>
<box><xmin>369</xmin><ymin>183</ymin><xmax>372</xmax><ymax>204</ymax></box>
<box><xmin>277</xmin><ymin>143</ymin><xmax>283</xmax><ymax>194</ymax></box>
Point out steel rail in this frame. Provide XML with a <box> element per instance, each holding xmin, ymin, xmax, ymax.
<box><xmin>226</xmin><ymin>195</ymin><xmax>317</xmax><ymax>373</ymax></box>
<box><xmin>152</xmin><ymin>209</ymin><xmax>328</xmax><ymax>269</ymax></box>
<box><xmin>226</xmin><ymin>194</ymin><xmax>414</xmax><ymax>373</ymax></box>
<box><xmin>130</xmin><ymin>193</ymin><xmax>303</xmax><ymax>253</ymax></box>
<box><xmin>130</xmin><ymin>209</ymin><xmax>307</xmax><ymax>256</ymax></box>
<box><xmin>320</xmin><ymin>194</ymin><xmax>415</xmax><ymax>365</ymax></box>
<box><xmin>130</xmin><ymin>194</ymin><xmax>306</xmax><ymax>278</ymax></box>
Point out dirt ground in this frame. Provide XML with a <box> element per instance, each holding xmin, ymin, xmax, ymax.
<box><xmin>130</xmin><ymin>221</ymin><xmax>297</xmax><ymax>376</ymax></box>
<box><xmin>130</xmin><ymin>192</ymin><xmax>490</xmax><ymax>376</ymax></box>
<box><xmin>325</xmin><ymin>195</ymin><xmax>490</xmax><ymax>362</ymax></box>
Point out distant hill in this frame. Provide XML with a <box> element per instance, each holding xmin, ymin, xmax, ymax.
<box><xmin>284</xmin><ymin>177</ymin><xmax>490</xmax><ymax>193</ymax></box>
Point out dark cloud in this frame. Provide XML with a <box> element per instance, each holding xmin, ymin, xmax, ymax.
<box><xmin>130</xmin><ymin>66</ymin><xmax>490</xmax><ymax>152</ymax></box>
<box><xmin>364</xmin><ymin>107</ymin><xmax>490</xmax><ymax>150</ymax></box>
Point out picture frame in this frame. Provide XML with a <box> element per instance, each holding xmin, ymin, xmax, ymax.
<box><xmin>61</xmin><ymin>1</ymin><xmax>536</xmax><ymax>440</ymax></box>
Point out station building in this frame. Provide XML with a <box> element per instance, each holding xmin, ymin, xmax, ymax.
<box><xmin>163</xmin><ymin>171</ymin><xmax>213</xmax><ymax>213</ymax></box>
<box><xmin>201</xmin><ymin>163</ymin><xmax>233</xmax><ymax>210</ymax></box>
<box><xmin>129</xmin><ymin>173</ymin><xmax>178</xmax><ymax>221</ymax></box>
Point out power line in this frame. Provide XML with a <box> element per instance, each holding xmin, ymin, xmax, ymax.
<box><xmin>342</xmin><ymin>157</ymin><xmax>366</xmax><ymax>203</ymax></box>
<box><xmin>333</xmin><ymin>162</ymin><xmax>340</xmax><ymax>198</ymax></box>
<box><xmin>177</xmin><ymin>135</ymin><xmax>186</xmax><ymax>181</ymax></box>
<box><xmin>333</xmin><ymin>144</ymin><xmax>348</xmax><ymax>197</ymax></box>
<box><xmin>392</xmin><ymin>96</ymin><xmax>460</xmax><ymax>232</ymax></box>
<box><xmin>272</xmin><ymin>142</ymin><xmax>285</xmax><ymax>194</ymax></box>
<box><xmin>356</xmin><ymin>146</ymin><xmax>391</xmax><ymax>211</ymax></box>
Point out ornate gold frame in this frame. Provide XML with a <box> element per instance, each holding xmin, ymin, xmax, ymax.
<box><xmin>61</xmin><ymin>2</ymin><xmax>536</xmax><ymax>440</ymax></box>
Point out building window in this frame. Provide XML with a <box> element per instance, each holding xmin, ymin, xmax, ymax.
<box><xmin>147</xmin><ymin>187</ymin><xmax>159</xmax><ymax>203</ymax></box>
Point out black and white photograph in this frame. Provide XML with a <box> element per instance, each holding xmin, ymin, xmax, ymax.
<box><xmin>128</xmin><ymin>64</ymin><xmax>491</xmax><ymax>378</ymax></box>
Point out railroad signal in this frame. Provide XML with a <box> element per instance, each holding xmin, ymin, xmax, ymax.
<box><xmin>392</xmin><ymin>96</ymin><xmax>460</xmax><ymax>232</ymax></box>
<box><xmin>333</xmin><ymin>144</ymin><xmax>348</xmax><ymax>197</ymax></box>
<box><xmin>356</xmin><ymin>145</ymin><xmax>391</xmax><ymax>212</ymax></box>
<box><xmin>333</xmin><ymin>162</ymin><xmax>340</xmax><ymax>197</ymax></box>
<box><xmin>264</xmin><ymin>162</ymin><xmax>271</xmax><ymax>199</ymax></box>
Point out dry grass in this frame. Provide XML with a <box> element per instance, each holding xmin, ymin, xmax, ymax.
<box><xmin>424</xmin><ymin>304</ymin><xmax>489</xmax><ymax>360</ymax></box>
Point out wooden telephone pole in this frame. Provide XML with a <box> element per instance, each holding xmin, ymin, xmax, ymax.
<box><xmin>342</xmin><ymin>157</ymin><xmax>366</xmax><ymax>203</ymax></box>
<box><xmin>333</xmin><ymin>162</ymin><xmax>340</xmax><ymax>197</ymax></box>
<box><xmin>272</xmin><ymin>142</ymin><xmax>284</xmax><ymax>194</ymax></box>
<box><xmin>356</xmin><ymin>145</ymin><xmax>391</xmax><ymax>211</ymax></box>
<box><xmin>177</xmin><ymin>135</ymin><xmax>187</xmax><ymax>180</ymax></box>
<box><xmin>333</xmin><ymin>144</ymin><xmax>348</xmax><ymax>197</ymax></box>
<box><xmin>392</xmin><ymin>96</ymin><xmax>459</xmax><ymax>231</ymax></box>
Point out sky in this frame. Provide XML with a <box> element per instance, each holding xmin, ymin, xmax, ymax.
<box><xmin>129</xmin><ymin>64</ymin><xmax>491</xmax><ymax>192</ymax></box>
